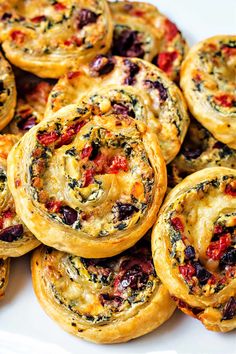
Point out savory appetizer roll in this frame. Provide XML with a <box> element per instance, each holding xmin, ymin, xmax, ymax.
<box><xmin>0</xmin><ymin>135</ymin><xmax>40</xmax><ymax>257</ymax></box>
<box><xmin>8</xmin><ymin>72</ymin><xmax>54</xmax><ymax>136</ymax></box>
<box><xmin>109</xmin><ymin>1</ymin><xmax>188</xmax><ymax>82</ymax></box>
<box><xmin>168</xmin><ymin>120</ymin><xmax>236</xmax><ymax>188</ymax></box>
<box><xmin>0</xmin><ymin>52</ymin><xmax>16</xmax><ymax>131</ymax></box>
<box><xmin>8</xmin><ymin>103</ymin><xmax>167</xmax><ymax>258</ymax></box>
<box><xmin>46</xmin><ymin>56</ymin><xmax>190</xmax><ymax>163</ymax></box>
<box><xmin>180</xmin><ymin>35</ymin><xmax>236</xmax><ymax>149</ymax></box>
<box><xmin>0</xmin><ymin>0</ymin><xmax>113</xmax><ymax>78</ymax></box>
<box><xmin>31</xmin><ymin>237</ymin><xmax>176</xmax><ymax>343</ymax></box>
<box><xmin>152</xmin><ymin>167</ymin><xmax>236</xmax><ymax>332</ymax></box>
<box><xmin>0</xmin><ymin>257</ymin><xmax>10</xmax><ymax>299</ymax></box>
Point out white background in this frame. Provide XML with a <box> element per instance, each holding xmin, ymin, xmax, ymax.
<box><xmin>0</xmin><ymin>1</ymin><xmax>235</xmax><ymax>353</ymax></box>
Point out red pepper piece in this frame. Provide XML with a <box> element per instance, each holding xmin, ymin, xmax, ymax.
<box><xmin>45</xmin><ymin>200</ymin><xmax>62</xmax><ymax>213</ymax></box>
<box><xmin>67</xmin><ymin>71</ymin><xmax>80</xmax><ymax>80</ymax></box>
<box><xmin>131</xmin><ymin>10</ymin><xmax>144</xmax><ymax>17</ymax></box>
<box><xmin>157</xmin><ymin>51</ymin><xmax>178</xmax><ymax>74</ymax></box>
<box><xmin>170</xmin><ymin>216</ymin><xmax>184</xmax><ymax>232</ymax></box>
<box><xmin>164</xmin><ymin>19</ymin><xmax>179</xmax><ymax>41</ymax></box>
<box><xmin>64</xmin><ymin>36</ymin><xmax>82</xmax><ymax>47</ymax></box>
<box><xmin>179</xmin><ymin>264</ymin><xmax>196</xmax><ymax>281</ymax></box>
<box><xmin>222</xmin><ymin>46</ymin><xmax>236</xmax><ymax>56</ymax></box>
<box><xmin>81</xmin><ymin>145</ymin><xmax>93</xmax><ymax>159</ymax></box>
<box><xmin>83</xmin><ymin>169</ymin><xmax>94</xmax><ymax>187</ymax></box>
<box><xmin>11</xmin><ymin>30</ymin><xmax>26</xmax><ymax>44</ymax></box>
<box><xmin>54</xmin><ymin>2</ymin><xmax>66</xmax><ymax>11</ymax></box>
<box><xmin>37</xmin><ymin>131</ymin><xmax>59</xmax><ymax>146</ymax></box>
<box><xmin>214</xmin><ymin>225</ymin><xmax>224</xmax><ymax>234</ymax></box>
<box><xmin>214</xmin><ymin>94</ymin><xmax>234</xmax><ymax>108</ymax></box>
<box><xmin>31</xmin><ymin>15</ymin><xmax>47</xmax><ymax>23</ymax></box>
<box><xmin>109</xmin><ymin>156</ymin><xmax>128</xmax><ymax>174</ymax></box>
<box><xmin>206</xmin><ymin>234</ymin><xmax>231</xmax><ymax>260</ymax></box>
<box><xmin>225</xmin><ymin>184</ymin><xmax>236</xmax><ymax>196</ymax></box>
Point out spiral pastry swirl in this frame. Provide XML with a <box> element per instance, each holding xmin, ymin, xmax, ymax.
<box><xmin>0</xmin><ymin>135</ymin><xmax>39</xmax><ymax>257</ymax></box>
<box><xmin>152</xmin><ymin>167</ymin><xmax>236</xmax><ymax>332</ymax></box>
<box><xmin>180</xmin><ymin>35</ymin><xmax>236</xmax><ymax>149</ymax></box>
<box><xmin>0</xmin><ymin>53</ymin><xmax>16</xmax><ymax>131</ymax></box>
<box><xmin>0</xmin><ymin>0</ymin><xmax>113</xmax><ymax>78</ymax></box>
<box><xmin>8</xmin><ymin>102</ymin><xmax>166</xmax><ymax>258</ymax></box>
<box><xmin>31</xmin><ymin>237</ymin><xmax>175</xmax><ymax>343</ymax></box>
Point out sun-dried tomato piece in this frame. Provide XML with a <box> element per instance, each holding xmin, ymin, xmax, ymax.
<box><xmin>83</xmin><ymin>169</ymin><xmax>94</xmax><ymax>187</ymax></box>
<box><xmin>206</xmin><ymin>234</ymin><xmax>231</xmax><ymax>260</ymax></box>
<box><xmin>45</xmin><ymin>200</ymin><xmax>62</xmax><ymax>213</ymax></box>
<box><xmin>170</xmin><ymin>216</ymin><xmax>184</xmax><ymax>232</ymax></box>
<box><xmin>157</xmin><ymin>51</ymin><xmax>178</xmax><ymax>74</ymax></box>
<box><xmin>222</xmin><ymin>46</ymin><xmax>236</xmax><ymax>56</ymax></box>
<box><xmin>37</xmin><ymin>131</ymin><xmax>59</xmax><ymax>146</ymax></box>
<box><xmin>64</xmin><ymin>36</ymin><xmax>82</xmax><ymax>47</ymax></box>
<box><xmin>179</xmin><ymin>264</ymin><xmax>196</xmax><ymax>281</ymax></box>
<box><xmin>164</xmin><ymin>19</ymin><xmax>179</xmax><ymax>41</ymax></box>
<box><xmin>67</xmin><ymin>71</ymin><xmax>80</xmax><ymax>80</ymax></box>
<box><xmin>56</xmin><ymin>121</ymin><xmax>85</xmax><ymax>148</ymax></box>
<box><xmin>26</xmin><ymin>82</ymin><xmax>52</xmax><ymax>105</ymax></box>
<box><xmin>225</xmin><ymin>183</ymin><xmax>236</xmax><ymax>196</ymax></box>
<box><xmin>11</xmin><ymin>30</ymin><xmax>26</xmax><ymax>44</ymax></box>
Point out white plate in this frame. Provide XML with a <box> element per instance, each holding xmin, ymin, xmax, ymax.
<box><xmin>0</xmin><ymin>1</ymin><xmax>235</xmax><ymax>353</ymax></box>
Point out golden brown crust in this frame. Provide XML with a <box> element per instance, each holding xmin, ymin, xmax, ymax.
<box><xmin>109</xmin><ymin>1</ymin><xmax>188</xmax><ymax>82</ymax></box>
<box><xmin>0</xmin><ymin>134</ymin><xmax>40</xmax><ymax>257</ymax></box>
<box><xmin>31</xmin><ymin>240</ymin><xmax>176</xmax><ymax>343</ymax></box>
<box><xmin>46</xmin><ymin>56</ymin><xmax>190</xmax><ymax>163</ymax></box>
<box><xmin>8</xmin><ymin>103</ymin><xmax>167</xmax><ymax>258</ymax></box>
<box><xmin>152</xmin><ymin>167</ymin><xmax>236</xmax><ymax>332</ymax></box>
<box><xmin>0</xmin><ymin>53</ymin><xmax>16</xmax><ymax>131</ymax></box>
<box><xmin>180</xmin><ymin>35</ymin><xmax>236</xmax><ymax>149</ymax></box>
<box><xmin>0</xmin><ymin>257</ymin><xmax>10</xmax><ymax>299</ymax></box>
<box><xmin>0</xmin><ymin>0</ymin><xmax>113</xmax><ymax>78</ymax></box>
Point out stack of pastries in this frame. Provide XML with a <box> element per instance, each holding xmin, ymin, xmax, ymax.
<box><xmin>0</xmin><ymin>0</ymin><xmax>235</xmax><ymax>343</ymax></box>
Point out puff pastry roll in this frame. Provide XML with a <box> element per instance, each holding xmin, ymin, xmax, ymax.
<box><xmin>152</xmin><ymin>167</ymin><xmax>236</xmax><ymax>332</ymax></box>
<box><xmin>46</xmin><ymin>56</ymin><xmax>190</xmax><ymax>163</ymax></box>
<box><xmin>0</xmin><ymin>0</ymin><xmax>113</xmax><ymax>78</ymax></box>
<box><xmin>0</xmin><ymin>257</ymin><xmax>10</xmax><ymax>299</ymax></box>
<box><xmin>168</xmin><ymin>120</ymin><xmax>236</xmax><ymax>188</ymax></box>
<box><xmin>31</xmin><ymin>237</ymin><xmax>176</xmax><ymax>343</ymax></box>
<box><xmin>180</xmin><ymin>35</ymin><xmax>236</xmax><ymax>149</ymax></box>
<box><xmin>8</xmin><ymin>103</ymin><xmax>166</xmax><ymax>258</ymax></box>
<box><xmin>109</xmin><ymin>1</ymin><xmax>188</xmax><ymax>82</ymax></box>
<box><xmin>0</xmin><ymin>52</ymin><xmax>16</xmax><ymax>131</ymax></box>
<box><xmin>0</xmin><ymin>135</ymin><xmax>40</xmax><ymax>257</ymax></box>
<box><xmin>8</xmin><ymin>71</ymin><xmax>54</xmax><ymax>136</ymax></box>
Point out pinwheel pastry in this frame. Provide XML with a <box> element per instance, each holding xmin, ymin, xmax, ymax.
<box><xmin>8</xmin><ymin>71</ymin><xmax>54</xmax><ymax>136</ymax></box>
<box><xmin>0</xmin><ymin>0</ymin><xmax>113</xmax><ymax>78</ymax></box>
<box><xmin>109</xmin><ymin>1</ymin><xmax>188</xmax><ymax>82</ymax></box>
<box><xmin>31</xmin><ymin>236</ymin><xmax>176</xmax><ymax>343</ymax></box>
<box><xmin>0</xmin><ymin>134</ymin><xmax>40</xmax><ymax>257</ymax></box>
<box><xmin>0</xmin><ymin>52</ymin><xmax>16</xmax><ymax>131</ymax></box>
<box><xmin>180</xmin><ymin>35</ymin><xmax>236</xmax><ymax>149</ymax></box>
<box><xmin>152</xmin><ymin>167</ymin><xmax>236</xmax><ymax>332</ymax></box>
<box><xmin>0</xmin><ymin>257</ymin><xmax>10</xmax><ymax>299</ymax></box>
<box><xmin>8</xmin><ymin>102</ymin><xmax>167</xmax><ymax>258</ymax></box>
<box><xmin>46</xmin><ymin>56</ymin><xmax>190</xmax><ymax>163</ymax></box>
<box><xmin>168</xmin><ymin>119</ymin><xmax>236</xmax><ymax>188</ymax></box>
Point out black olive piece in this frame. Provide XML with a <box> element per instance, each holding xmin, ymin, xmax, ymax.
<box><xmin>60</xmin><ymin>206</ymin><xmax>78</xmax><ymax>225</ymax></box>
<box><xmin>89</xmin><ymin>141</ymin><xmax>100</xmax><ymax>160</ymax></box>
<box><xmin>76</xmin><ymin>9</ymin><xmax>99</xmax><ymax>29</ymax></box>
<box><xmin>184</xmin><ymin>245</ymin><xmax>196</xmax><ymax>260</ymax></box>
<box><xmin>222</xmin><ymin>297</ymin><xmax>236</xmax><ymax>321</ymax></box>
<box><xmin>220</xmin><ymin>247</ymin><xmax>236</xmax><ymax>268</ymax></box>
<box><xmin>112</xmin><ymin>103</ymin><xmax>135</xmax><ymax>118</ymax></box>
<box><xmin>0</xmin><ymin>224</ymin><xmax>24</xmax><ymax>242</ymax></box>
<box><xmin>144</xmin><ymin>80</ymin><xmax>168</xmax><ymax>101</ymax></box>
<box><xmin>116</xmin><ymin>202</ymin><xmax>139</xmax><ymax>221</ymax></box>
<box><xmin>112</xmin><ymin>29</ymin><xmax>145</xmax><ymax>59</ymax></box>
<box><xmin>124</xmin><ymin>59</ymin><xmax>140</xmax><ymax>85</ymax></box>
<box><xmin>17</xmin><ymin>116</ymin><xmax>37</xmax><ymax>130</ymax></box>
<box><xmin>193</xmin><ymin>262</ymin><xmax>212</xmax><ymax>285</ymax></box>
<box><xmin>90</xmin><ymin>55</ymin><xmax>115</xmax><ymax>76</ymax></box>
<box><xmin>182</xmin><ymin>147</ymin><xmax>202</xmax><ymax>160</ymax></box>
